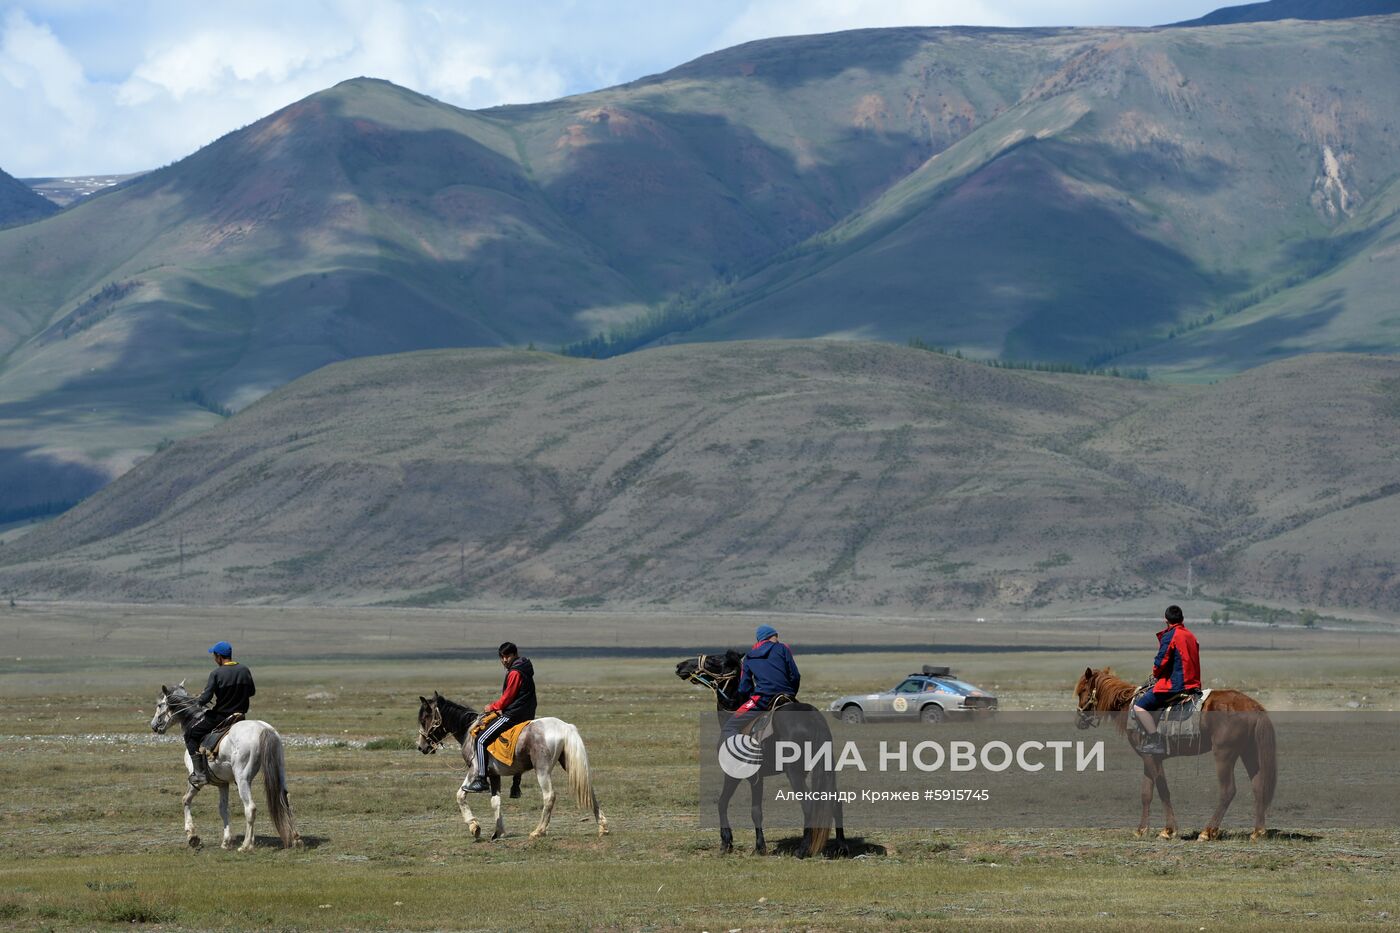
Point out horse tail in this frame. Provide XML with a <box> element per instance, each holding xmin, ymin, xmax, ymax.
<box><xmin>1254</xmin><ymin>712</ymin><xmax>1277</xmax><ymax>811</ymax></box>
<box><xmin>806</xmin><ymin>766</ymin><xmax>835</xmax><ymax>858</ymax></box>
<box><xmin>562</xmin><ymin>724</ymin><xmax>598</xmax><ymax>817</ymax></box>
<box><xmin>258</xmin><ymin>728</ymin><xmax>300</xmax><ymax>848</ymax></box>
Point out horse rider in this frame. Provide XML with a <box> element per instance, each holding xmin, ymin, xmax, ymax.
<box><xmin>1133</xmin><ymin>605</ymin><xmax>1201</xmax><ymax>756</ymax></box>
<box><xmin>722</xmin><ymin>625</ymin><xmax>801</xmax><ymax>740</ymax></box>
<box><xmin>463</xmin><ymin>642</ymin><xmax>537</xmax><ymax>793</ymax></box>
<box><xmin>186</xmin><ymin>641</ymin><xmax>256</xmax><ymax>787</ymax></box>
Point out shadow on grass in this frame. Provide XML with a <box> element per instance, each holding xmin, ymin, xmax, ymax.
<box><xmin>771</xmin><ymin>834</ymin><xmax>887</xmax><ymax>858</ymax></box>
<box><xmin>1179</xmin><ymin>828</ymin><xmax>1321</xmax><ymax>842</ymax></box>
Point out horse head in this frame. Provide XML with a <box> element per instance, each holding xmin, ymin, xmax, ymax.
<box><xmin>676</xmin><ymin>650</ymin><xmax>745</xmax><ymax>711</ymax></box>
<box><xmin>1076</xmin><ymin>667</ymin><xmax>1103</xmax><ymax>729</ymax></box>
<box><xmin>150</xmin><ymin>679</ymin><xmax>188</xmax><ymax>734</ymax></box>
<box><xmin>417</xmin><ymin>692</ymin><xmax>447</xmax><ymax>754</ymax></box>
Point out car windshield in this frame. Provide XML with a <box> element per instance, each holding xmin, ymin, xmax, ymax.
<box><xmin>893</xmin><ymin>679</ymin><xmax>923</xmax><ymax>693</ymax></box>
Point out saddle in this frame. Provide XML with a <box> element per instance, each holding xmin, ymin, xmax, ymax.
<box><xmin>198</xmin><ymin>713</ymin><xmax>244</xmax><ymax>758</ymax></box>
<box><xmin>738</xmin><ymin>694</ymin><xmax>796</xmax><ymax>744</ymax></box>
<box><xmin>1130</xmin><ymin>689</ymin><xmax>1212</xmax><ymax>750</ymax></box>
<box><xmin>468</xmin><ymin>712</ymin><xmax>533</xmax><ymax>769</ymax></box>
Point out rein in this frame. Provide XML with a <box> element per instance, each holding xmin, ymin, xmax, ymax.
<box><xmin>686</xmin><ymin>653</ymin><xmax>739</xmax><ymax>696</ymax></box>
<box><xmin>1077</xmin><ymin>682</ymin><xmax>1103</xmax><ymax>728</ymax></box>
<box><xmin>419</xmin><ymin>703</ymin><xmax>447</xmax><ymax>752</ymax></box>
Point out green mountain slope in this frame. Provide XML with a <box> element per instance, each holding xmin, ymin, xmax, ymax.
<box><xmin>675</xmin><ymin>18</ymin><xmax>1400</xmax><ymax>368</ymax></box>
<box><xmin>3</xmin><ymin>17</ymin><xmax>1400</xmax><ymax>516</ymax></box>
<box><xmin>0</xmin><ymin>167</ymin><xmax>57</xmax><ymax>229</ymax></box>
<box><xmin>3</xmin><ymin>342</ymin><xmax>1395</xmax><ymax>615</ymax></box>
<box><xmin>1172</xmin><ymin>0</ymin><xmax>1400</xmax><ymax>26</ymax></box>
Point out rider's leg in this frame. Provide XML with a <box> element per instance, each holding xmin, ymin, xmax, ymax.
<box><xmin>184</xmin><ymin>721</ymin><xmax>214</xmax><ymax>786</ymax></box>
<box><xmin>465</xmin><ymin>715</ymin><xmax>511</xmax><ymax>792</ymax></box>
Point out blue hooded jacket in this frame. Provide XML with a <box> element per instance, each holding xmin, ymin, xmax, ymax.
<box><xmin>738</xmin><ymin>640</ymin><xmax>800</xmax><ymax>698</ymax></box>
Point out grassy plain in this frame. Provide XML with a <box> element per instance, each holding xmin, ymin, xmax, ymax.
<box><xmin>1</xmin><ymin>604</ymin><xmax>1398</xmax><ymax>931</ymax></box>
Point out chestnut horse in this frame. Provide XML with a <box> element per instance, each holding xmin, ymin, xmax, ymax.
<box><xmin>1075</xmin><ymin>667</ymin><xmax>1276</xmax><ymax>841</ymax></box>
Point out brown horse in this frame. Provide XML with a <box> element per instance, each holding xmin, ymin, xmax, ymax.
<box><xmin>1074</xmin><ymin>667</ymin><xmax>1276</xmax><ymax>841</ymax></box>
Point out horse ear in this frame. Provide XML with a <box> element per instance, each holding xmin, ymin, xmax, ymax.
<box><xmin>177</xmin><ymin>679</ymin><xmax>186</xmax><ymax>689</ymax></box>
<box><xmin>160</xmin><ymin>685</ymin><xmax>168</xmax><ymax>695</ymax></box>
<box><xmin>1084</xmin><ymin>667</ymin><xmax>1094</xmax><ymax>680</ymax></box>
<box><xmin>432</xmin><ymin>690</ymin><xmax>441</xmax><ymax>699</ymax></box>
<box><xmin>419</xmin><ymin>695</ymin><xmax>429</xmax><ymax>705</ymax></box>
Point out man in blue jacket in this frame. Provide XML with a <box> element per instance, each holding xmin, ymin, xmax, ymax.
<box><xmin>722</xmin><ymin>625</ymin><xmax>800</xmax><ymax>739</ymax></box>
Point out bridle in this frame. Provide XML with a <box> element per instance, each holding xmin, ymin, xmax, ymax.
<box><xmin>1077</xmin><ymin>679</ymin><xmax>1103</xmax><ymax>728</ymax></box>
<box><xmin>419</xmin><ymin>702</ymin><xmax>447</xmax><ymax>753</ymax></box>
<box><xmin>685</xmin><ymin>653</ymin><xmax>739</xmax><ymax>697</ymax></box>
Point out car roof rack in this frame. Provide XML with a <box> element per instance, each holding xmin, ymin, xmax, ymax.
<box><xmin>918</xmin><ymin>665</ymin><xmax>952</xmax><ymax>677</ymax></box>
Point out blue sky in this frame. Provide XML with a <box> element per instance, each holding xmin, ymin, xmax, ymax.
<box><xmin>0</xmin><ymin>1</ymin><xmax>1224</xmax><ymax>176</ymax></box>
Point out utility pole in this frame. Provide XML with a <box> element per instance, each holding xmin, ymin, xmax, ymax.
<box><xmin>459</xmin><ymin>541</ymin><xmax>465</xmax><ymax>589</ymax></box>
<box><xmin>1186</xmin><ymin>560</ymin><xmax>1193</xmax><ymax>597</ymax></box>
<box><xmin>178</xmin><ymin>532</ymin><xmax>185</xmax><ymax>578</ymax></box>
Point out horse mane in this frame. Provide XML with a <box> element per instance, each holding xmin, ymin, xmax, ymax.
<box><xmin>432</xmin><ymin>694</ymin><xmax>479</xmax><ymax>735</ymax></box>
<box><xmin>163</xmin><ymin>684</ymin><xmax>206</xmax><ymax>725</ymax></box>
<box><xmin>1090</xmin><ymin>668</ymin><xmax>1140</xmax><ymax>732</ymax></box>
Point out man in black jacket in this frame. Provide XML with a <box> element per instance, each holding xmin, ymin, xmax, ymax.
<box><xmin>186</xmin><ymin>640</ymin><xmax>256</xmax><ymax>787</ymax></box>
<box><xmin>463</xmin><ymin>642</ymin><xmax>536</xmax><ymax>793</ymax></box>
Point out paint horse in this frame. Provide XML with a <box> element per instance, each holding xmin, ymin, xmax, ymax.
<box><xmin>1075</xmin><ymin>667</ymin><xmax>1276</xmax><ymax>841</ymax></box>
<box><xmin>416</xmin><ymin>692</ymin><xmax>607</xmax><ymax>840</ymax></box>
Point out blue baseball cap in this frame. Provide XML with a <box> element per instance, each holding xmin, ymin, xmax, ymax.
<box><xmin>208</xmin><ymin>641</ymin><xmax>233</xmax><ymax>657</ymax></box>
<box><xmin>755</xmin><ymin>625</ymin><xmax>778</xmax><ymax>642</ymax></box>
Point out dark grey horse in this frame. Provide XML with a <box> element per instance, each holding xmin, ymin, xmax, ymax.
<box><xmin>676</xmin><ymin>652</ymin><xmax>847</xmax><ymax>858</ymax></box>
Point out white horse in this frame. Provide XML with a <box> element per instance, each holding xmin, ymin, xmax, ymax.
<box><xmin>416</xmin><ymin>692</ymin><xmax>608</xmax><ymax>841</ymax></box>
<box><xmin>150</xmin><ymin>682</ymin><xmax>302</xmax><ymax>851</ymax></box>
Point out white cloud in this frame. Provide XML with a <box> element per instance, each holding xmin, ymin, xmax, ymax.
<box><xmin>0</xmin><ymin>0</ymin><xmax>1222</xmax><ymax>176</ymax></box>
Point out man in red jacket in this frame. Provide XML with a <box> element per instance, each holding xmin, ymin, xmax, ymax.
<box><xmin>463</xmin><ymin>642</ymin><xmax>537</xmax><ymax>794</ymax></box>
<box><xmin>1133</xmin><ymin>605</ymin><xmax>1201</xmax><ymax>756</ymax></box>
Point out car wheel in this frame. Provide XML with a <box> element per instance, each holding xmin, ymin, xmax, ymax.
<box><xmin>920</xmin><ymin>704</ymin><xmax>945</xmax><ymax>724</ymax></box>
<box><xmin>841</xmin><ymin>705</ymin><xmax>865</xmax><ymax>725</ymax></box>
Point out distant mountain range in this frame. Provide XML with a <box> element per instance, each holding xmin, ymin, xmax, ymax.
<box><xmin>1172</xmin><ymin>0</ymin><xmax>1400</xmax><ymax>26</ymax></box>
<box><xmin>1</xmin><ymin>9</ymin><xmax>1399</xmax><ymax>518</ymax></box>
<box><xmin>4</xmin><ymin>342</ymin><xmax>1395</xmax><ymax>615</ymax></box>
<box><xmin>0</xmin><ymin>167</ymin><xmax>57</xmax><ymax>229</ymax></box>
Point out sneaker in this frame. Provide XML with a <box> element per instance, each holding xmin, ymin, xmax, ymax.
<box><xmin>1139</xmin><ymin>733</ymin><xmax>1167</xmax><ymax>756</ymax></box>
<box><xmin>462</xmin><ymin>776</ymin><xmax>491</xmax><ymax>794</ymax></box>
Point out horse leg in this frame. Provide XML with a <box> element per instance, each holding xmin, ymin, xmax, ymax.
<box><xmin>181</xmin><ymin>780</ymin><xmax>202</xmax><ymax>848</ymax></box>
<box><xmin>1135</xmin><ymin>758</ymin><xmax>1155</xmax><ymax>838</ymax></box>
<box><xmin>218</xmin><ymin>785</ymin><xmax>233</xmax><ymax>850</ymax></box>
<box><xmin>1241</xmin><ymin>745</ymin><xmax>1266</xmax><ymax>841</ymax></box>
<box><xmin>717</xmin><ymin>776</ymin><xmax>738</xmax><ymax>853</ymax></box>
<box><xmin>236</xmin><ymin>771</ymin><xmax>257</xmax><ymax>852</ymax></box>
<box><xmin>529</xmin><ymin>769</ymin><xmax>557</xmax><ymax>840</ymax></box>
<box><xmin>455</xmin><ymin>776</ymin><xmax>482</xmax><ymax>840</ymax></box>
<box><xmin>782</xmin><ymin>765</ymin><xmax>816</xmax><ymax>858</ymax></box>
<box><xmin>1198</xmin><ymin>749</ymin><xmax>1238</xmax><ymax>842</ymax></box>
<box><xmin>1154</xmin><ymin>758</ymin><xmax>1178</xmax><ymax>839</ymax></box>
<box><xmin>490</xmin><ymin>775</ymin><xmax>506</xmax><ymax>841</ymax></box>
<box><xmin>833</xmin><ymin>800</ymin><xmax>849</xmax><ymax>857</ymax></box>
<box><xmin>750</xmin><ymin>775</ymin><xmax>767</xmax><ymax>855</ymax></box>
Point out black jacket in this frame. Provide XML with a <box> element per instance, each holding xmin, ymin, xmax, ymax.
<box><xmin>493</xmin><ymin>657</ymin><xmax>537</xmax><ymax>721</ymax></box>
<box><xmin>197</xmin><ymin>662</ymin><xmax>256</xmax><ymax>718</ymax></box>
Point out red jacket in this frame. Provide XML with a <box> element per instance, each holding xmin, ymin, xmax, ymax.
<box><xmin>1152</xmin><ymin>622</ymin><xmax>1201</xmax><ymax>693</ymax></box>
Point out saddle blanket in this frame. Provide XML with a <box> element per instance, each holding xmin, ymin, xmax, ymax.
<box><xmin>469</xmin><ymin>716</ymin><xmax>532</xmax><ymax>769</ymax></box>
<box><xmin>1131</xmin><ymin>689</ymin><xmax>1213</xmax><ymax>747</ymax></box>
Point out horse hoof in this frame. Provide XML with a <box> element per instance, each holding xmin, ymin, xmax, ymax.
<box><xmin>835</xmin><ymin>844</ymin><xmax>851</xmax><ymax>858</ymax></box>
<box><xmin>1158</xmin><ymin>828</ymin><xmax>1175</xmax><ymax>840</ymax></box>
<box><xmin>754</xmin><ymin>846</ymin><xmax>768</xmax><ymax>856</ymax></box>
<box><xmin>187</xmin><ymin>835</ymin><xmax>201</xmax><ymax>849</ymax></box>
<box><xmin>1197</xmin><ymin>828</ymin><xmax>1218</xmax><ymax>842</ymax></box>
<box><xmin>528</xmin><ymin>830</ymin><xmax>543</xmax><ymax>840</ymax></box>
<box><xmin>1133</xmin><ymin>828</ymin><xmax>1148</xmax><ymax>839</ymax></box>
<box><xmin>1249</xmin><ymin>829</ymin><xmax>1266</xmax><ymax>842</ymax></box>
<box><xmin>221</xmin><ymin>841</ymin><xmax>234</xmax><ymax>851</ymax></box>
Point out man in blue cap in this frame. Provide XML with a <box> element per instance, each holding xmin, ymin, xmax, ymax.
<box><xmin>722</xmin><ymin>625</ymin><xmax>801</xmax><ymax>740</ymax></box>
<box><xmin>185</xmin><ymin>641</ymin><xmax>256</xmax><ymax>787</ymax></box>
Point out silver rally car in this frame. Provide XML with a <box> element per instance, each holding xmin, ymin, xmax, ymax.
<box><xmin>827</xmin><ymin>665</ymin><xmax>998</xmax><ymax>724</ymax></box>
